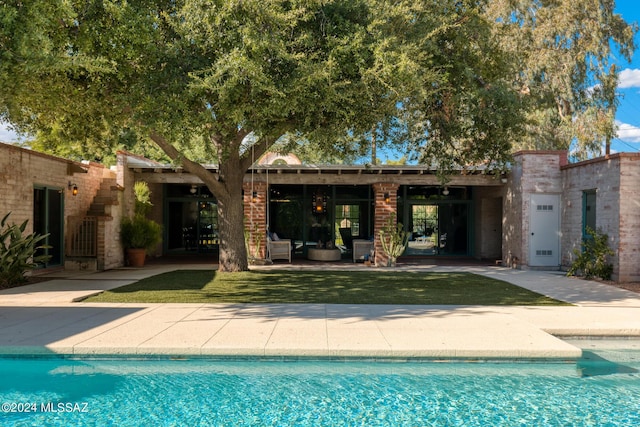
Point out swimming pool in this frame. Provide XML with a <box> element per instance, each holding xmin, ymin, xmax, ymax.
<box><xmin>1</xmin><ymin>350</ymin><xmax>639</xmax><ymax>426</ymax></box>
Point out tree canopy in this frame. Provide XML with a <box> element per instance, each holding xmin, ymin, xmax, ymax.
<box><xmin>0</xmin><ymin>0</ymin><xmax>635</xmax><ymax>270</ymax></box>
<box><xmin>483</xmin><ymin>0</ymin><xmax>636</xmax><ymax>159</ymax></box>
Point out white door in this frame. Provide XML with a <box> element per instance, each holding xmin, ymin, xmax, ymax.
<box><xmin>529</xmin><ymin>194</ymin><xmax>560</xmax><ymax>267</ymax></box>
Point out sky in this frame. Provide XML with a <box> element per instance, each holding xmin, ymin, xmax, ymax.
<box><xmin>608</xmin><ymin>0</ymin><xmax>640</xmax><ymax>154</ymax></box>
<box><xmin>2</xmin><ymin>1</ymin><xmax>640</xmax><ymax>157</ymax></box>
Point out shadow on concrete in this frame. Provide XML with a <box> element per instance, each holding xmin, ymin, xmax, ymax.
<box><xmin>0</xmin><ymin>306</ymin><xmax>146</xmax><ymax>352</ymax></box>
<box><xmin>186</xmin><ymin>303</ymin><xmax>507</xmax><ymax>323</ymax></box>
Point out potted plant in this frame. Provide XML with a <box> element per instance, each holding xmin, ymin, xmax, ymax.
<box><xmin>121</xmin><ymin>182</ymin><xmax>162</xmax><ymax>267</ymax></box>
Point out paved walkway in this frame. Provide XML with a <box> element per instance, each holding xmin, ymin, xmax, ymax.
<box><xmin>1</xmin><ymin>264</ymin><xmax>640</xmax><ymax>359</ymax></box>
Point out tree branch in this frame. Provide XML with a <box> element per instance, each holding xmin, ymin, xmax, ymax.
<box><xmin>149</xmin><ymin>129</ymin><xmax>226</xmax><ymax>197</ymax></box>
<box><xmin>239</xmin><ymin>134</ymin><xmax>275</xmax><ymax>171</ymax></box>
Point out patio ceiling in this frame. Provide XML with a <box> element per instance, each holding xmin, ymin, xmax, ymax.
<box><xmin>126</xmin><ymin>155</ymin><xmax>504</xmax><ymax>186</ymax></box>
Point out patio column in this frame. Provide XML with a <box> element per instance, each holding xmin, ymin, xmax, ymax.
<box><xmin>243</xmin><ymin>181</ymin><xmax>268</xmax><ymax>260</ymax></box>
<box><xmin>373</xmin><ymin>183</ymin><xmax>400</xmax><ymax>267</ymax></box>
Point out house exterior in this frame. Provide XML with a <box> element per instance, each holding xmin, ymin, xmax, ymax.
<box><xmin>0</xmin><ymin>143</ymin><xmax>124</xmax><ymax>271</ymax></box>
<box><xmin>1</xmin><ymin>141</ymin><xmax>638</xmax><ymax>282</ymax></box>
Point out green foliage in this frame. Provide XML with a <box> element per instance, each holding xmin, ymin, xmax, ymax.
<box><xmin>0</xmin><ymin>212</ymin><xmax>50</xmax><ymax>288</ymax></box>
<box><xmin>120</xmin><ymin>215</ymin><xmax>162</xmax><ymax>251</ymax></box>
<box><xmin>484</xmin><ymin>0</ymin><xmax>637</xmax><ymax>158</ymax></box>
<box><xmin>121</xmin><ymin>181</ymin><xmax>162</xmax><ymax>251</ymax></box>
<box><xmin>243</xmin><ymin>221</ymin><xmax>263</xmax><ymax>260</ymax></box>
<box><xmin>2</xmin><ymin>0</ymin><xmax>635</xmax><ymax>271</ymax></box>
<box><xmin>567</xmin><ymin>227</ymin><xmax>615</xmax><ymax>280</ymax></box>
<box><xmin>133</xmin><ymin>181</ymin><xmax>153</xmax><ymax>216</ymax></box>
<box><xmin>378</xmin><ymin>213</ymin><xmax>410</xmax><ymax>266</ymax></box>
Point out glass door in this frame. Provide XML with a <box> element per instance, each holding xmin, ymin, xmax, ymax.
<box><xmin>33</xmin><ymin>187</ymin><xmax>63</xmax><ymax>267</ymax></box>
<box><xmin>405</xmin><ymin>202</ymin><xmax>469</xmax><ymax>256</ymax></box>
<box><xmin>437</xmin><ymin>203</ymin><xmax>469</xmax><ymax>255</ymax></box>
<box><xmin>165</xmin><ymin>185</ymin><xmax>219</xmax><ymax>253</ymax></box>
<box><xmin>406</xmin><ymin>205</ymin><xmax>439</xmax><ymax>255</ymax></box>
<box><xmin>197</xmin><ymin>201</ymin><xmax>219</xmax><ymax>252</ymax></box>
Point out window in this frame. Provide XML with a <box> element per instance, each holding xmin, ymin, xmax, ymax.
<box><xmin>335</xmin><ymin>204</ymin><xmax>360</xmax><ymax>239</ymax></box>
<box><xmin>582</xmin><ymin>190</ymin><xmax>596</xmax><ymax>237</ymax></box>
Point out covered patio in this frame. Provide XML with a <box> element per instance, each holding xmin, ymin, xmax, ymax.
<box><xmin>120</xmin><ymin>152</ymin><xmax>506</xmax><ymax>266</ymax></box>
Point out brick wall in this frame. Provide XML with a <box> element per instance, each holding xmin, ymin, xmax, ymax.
<box><xmin>0</xmin><ymin>143</ymin><xmax>107</xmax><ymax>268</ymax></box>
<box><xmin>243</xmin><ymin>181</ymin><xmax>267</xmax><ymax>259</ymax></box>
<box><xmin>618</xmin><ymin>155</ymin><xmax>640</xmax><ymax>282</ymax></box>
<box><xmin>101</xmin><ymin>185</ymin><xmax>125</xmax><ymax>270</ymax></box>
<box><xmin>504</xmin><ymin>151</ymin><xmax>565</xmax><ymax>268</ymax></box>
<box><xmin>372</xmin><ymin>183</ymin><xmax>399</xmax><ymax>266</ymax></box>
<box><xmin>562</xmin><ymin>153</ymin><xmax>640</xmax><ymax>282</ymax></box>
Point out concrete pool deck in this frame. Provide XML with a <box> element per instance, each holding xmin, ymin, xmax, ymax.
<box><xmin>1</xmin><ymin>264</ymin><xmax>640</xmax><ymax>359</ymax></box>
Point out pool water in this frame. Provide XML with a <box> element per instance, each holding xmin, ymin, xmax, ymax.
<box><xmin>1</xmin><ymin>351</ymin><xmax>639</xmax><ymax>426</ymax></box>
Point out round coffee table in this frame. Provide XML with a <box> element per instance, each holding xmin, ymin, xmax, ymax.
<box><xmin>307</xmin><ymin>248</ymin><xmax>341</xmax><ymax>261</ymax></box>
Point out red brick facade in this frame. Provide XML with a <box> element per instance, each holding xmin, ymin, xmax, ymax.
<box><xmin>372</xmin><ymin>183</ymin><xmax>400</xmax><ymax>266</ymax></box>
<box><xmin>243</xmin><ymin>181</ymin><xmax>268</xmax><ymax>259</ymax></box>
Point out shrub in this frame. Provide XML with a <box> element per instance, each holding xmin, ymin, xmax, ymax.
<box><xmin>121</xmin><ymin>181</ymin><xmax>162</xmax><ymax>251</ymax></box>
<box><xmin>0</xmin><ymin>212</ymin><xmax>51</xmax><ymax>288</ymax></box>
<box><xmin>121</xmin><ymin>215</ymin><xmax>162</xmax><ymax>251</ymax></box>
<box><xmin>567</xmin><ymin>227</ymin><xmax>614</xmax><ymax>280</ymax></box>
<box><xmin>133</xmin><ymin>181</ymin><xmax>153</xmax><ymax>216</ymax></box>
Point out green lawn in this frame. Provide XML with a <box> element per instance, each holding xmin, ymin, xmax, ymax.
<box><xmin>84</xmin><ymin>270</ymin><xmax>569</xmax><ymax>305</ymax></box>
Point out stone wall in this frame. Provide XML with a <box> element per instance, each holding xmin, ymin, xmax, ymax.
<box><xmin>618</xmin><ymin>155</ymin><xmax>640</xmax><ymax>282</ymax></box>
<box><xmin>503</xmin><ymin>151</ymin><xmax>566</xmax><ymax>268</ymax></box>
<box><xmin>562</xmin><ymin>153</ymin><xmax>640</xmax><ymax>282</ymax></box>
<box><xmin>100</xmin><ymin>182</ymin><xmax>125</xmax><ymax>270</ymax></box>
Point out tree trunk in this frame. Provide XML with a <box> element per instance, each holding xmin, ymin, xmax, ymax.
<box><xmin>149</xmin><ymin>129</ymin><xmax>253</xmax><ymax>272</ymax></box>
<box><xmin>215</xmin><ymin>155</ymin><xmax>249</xmax><ymax>272</ymax></box>
<box><xmin>371</xmin><ymin>130</ymin><xmax>377</xmax><ymax>165</ymax></box>
<box><xmin>217</xmin><ymin>187</ymin><xmax>249</xmax><ymax>272</ymax></box>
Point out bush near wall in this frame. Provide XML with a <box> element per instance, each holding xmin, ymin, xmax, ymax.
<box><xmin>0</xmin><ymin>213</ymin><xmax>51</xmax><ymax>289</ymax></box>
<box><xmin>567</xmin><ymin>227</ymin><xmax>614</xmax><ymax>281</ymax></box>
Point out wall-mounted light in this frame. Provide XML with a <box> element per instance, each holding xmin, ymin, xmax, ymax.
<box><xmin>384</xmin><ymin>192</ymin><xmax>390</xmax><ymax>203</ymax></box>
<box><xmin>442</xmin><ymin>187</ymin><xmax>449</xmax><ymax>196</ymax></box>
<box><xmin>312</xmin><ymin>191</ymin><xmax>327</xmax><ymax>214</ymax></box>
<box><xmin>190</xmin><ymin>185</ymin><xmax>197</xmax><ymax>194</ymax></box>
<box><xmin>68</xmin><ymin>181</ymin><xmax>78</xmax><ymax>196</ymax></box>
<box><xmin>252</xmin><ymin>191</ymin><xmax>258</xmax><ymax>203</ymax></box>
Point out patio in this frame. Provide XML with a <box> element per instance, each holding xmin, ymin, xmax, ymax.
<box><xmin>2</xmin><ymin>264</ymin><xmax>640</xmax><ymax>358</ymax></box>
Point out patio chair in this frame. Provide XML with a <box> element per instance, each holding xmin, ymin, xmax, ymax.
<box><xmin>339</xmin><ymin>227</ymin><xmax>353</xmax><ymax>253</ymax></box>
<box><xmin>352</xmin><ymin>239</ymin><xmax>374</xmax><ymax>263</ymax></box>
<box><xmin>267</xmin><ymin>238</ymin><xmax>292</xmax><ymax>263</ymax></box>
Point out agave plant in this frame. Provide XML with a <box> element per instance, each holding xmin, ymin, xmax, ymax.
<box><xmin>0</xmin><ymin>212</ymin><xmax>51</xmax><ymax>288</ymax></box>
<box><xmin>378</xmin><ymin>213</ymin><xmax>409</xmax><ymax>267</ymax></box>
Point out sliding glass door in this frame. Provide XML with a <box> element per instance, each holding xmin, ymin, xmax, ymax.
<box><xmin>400</xmin><ymin>186</ymin><xmax>471</xmax><ymax>256</ymax></box>
<box><xmin>33</xmin><ymin>186</ymin><xmax>63</xmax><ymax>267</ymax></box>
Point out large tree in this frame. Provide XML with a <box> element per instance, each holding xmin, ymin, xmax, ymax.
<box><xmin>0</xmin><ymin>0</ymin><xmax>525</xmax><ymax>271</ymax></box>
<box><xmin>483</xmin><ymin>0</ymin><xmax>636</xmax><ymax>159</ymax></box>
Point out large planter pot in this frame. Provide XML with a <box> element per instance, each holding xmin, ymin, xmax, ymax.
<box><xmin>126</xmin><ymin>248</ymin><xmax>147</xmax><ymax>267</ymax></box>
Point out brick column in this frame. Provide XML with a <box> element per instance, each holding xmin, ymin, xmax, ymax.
<box><xmin>373</xmin><ymin>183</ymin><xmax>400</xmax><ymax>266</ymax></box>
<box><xmin>243</xmin><ymin>182</ymin><xmax>268</xmax><ymax>259</ymax></box>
